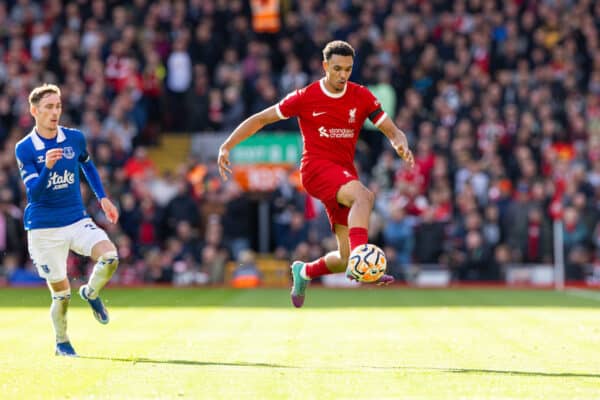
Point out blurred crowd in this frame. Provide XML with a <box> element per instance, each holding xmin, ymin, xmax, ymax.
<box><xmin>1</xmin><ymin>0</ymin><xmax>600</xmax><ymax>285</ymax></box>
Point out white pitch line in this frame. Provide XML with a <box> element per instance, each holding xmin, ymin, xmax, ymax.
<box><xmin>564</xmin><ymin>289</ymin><xmax>600</xmax><ymax>302</ymax></box>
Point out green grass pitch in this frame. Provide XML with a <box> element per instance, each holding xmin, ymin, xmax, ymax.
<box><xmin>0</xmin><ymin>287</ymin><xmax>599</xmax><ymax>399</ymax></box>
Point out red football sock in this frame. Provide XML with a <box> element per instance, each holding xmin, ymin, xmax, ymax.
<box><xmin>304</xmin><ymin>257</ymin><xmax>331</xmax><ymax>279</ymax></box>
<box><xmin>349</xmin><ymin>227</ymin><xmax>369</xmax><ymax>251</ymax></box>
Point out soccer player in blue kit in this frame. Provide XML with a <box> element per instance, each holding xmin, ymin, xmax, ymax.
<box><xmin>15</xmin><ymin>84</ymin><xmax>120</xmax><ymax>357</ymax></box>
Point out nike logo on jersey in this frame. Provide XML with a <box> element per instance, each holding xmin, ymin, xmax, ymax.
<box><xmin>312</xmin><ymin>111</ymin><xmax>326</xmax><ymax>117</ymax></box>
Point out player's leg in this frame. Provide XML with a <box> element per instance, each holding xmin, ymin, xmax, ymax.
<box><xmin>336</xmin><ymin>180</ymin><xmax>394</xmax><ymax>285</ymax></box>
<box><xmin>290</xmin><ymin>224</ymin><xmax>349</xmax><ymax>308</ymax></box>
<box><xmin>70</xmin><ymin>219</ymin><xmax>118</xmax><ymax>324</ymax></box>
<box><xmin>336</xmin><ymin>180</ymin><xmax>373</xmax><ymax>251</ymax></box>
<box><xmin>28</xmin><ymin>229</ymin><xmax>76</xmax><ymax>356</ymax></box>
<box><xmin>78</xmin><ymin>238</ymin><xmax>118</xmax><ymax>324</ymax></box>
<box><xmin>291</xmin><ymin>164</ymin><xmax>377</xmax><ymax>307</ymax></box>
<box><xmin>304</xmin><ymin>224</ymin><xmax>350</xmax><ymax>275</ymax></box>
<box><xmin>48</xmin><ymin>278</ymin><xmax>77</xmax><ymax>356</ymax></box>
<box><xmin>86</xmin><ymin>239</ymin><xmax>119</xmax><ymax>299</ymax></box>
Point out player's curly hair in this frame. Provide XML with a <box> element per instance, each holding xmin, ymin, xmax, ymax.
<box><xmin>322</xmin><ymin>40</ymin><xmax>355</xmax><ymax>61</ymax></box>
<box><xmin>28</xmin><ymin>83</ymin><xmax>61</xmax><ymax>106</ymax></box>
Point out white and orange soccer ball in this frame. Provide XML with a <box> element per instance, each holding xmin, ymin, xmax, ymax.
<box><xmin>346</xmin><ymin>243</ymin><xmax>387</xmax><ymax>283</ymax></box>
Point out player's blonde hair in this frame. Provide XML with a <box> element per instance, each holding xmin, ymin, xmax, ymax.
<box><xmin>28</xmin><ymin>84</ymin><xmax>61</xmax><ymax>106</ymax></box>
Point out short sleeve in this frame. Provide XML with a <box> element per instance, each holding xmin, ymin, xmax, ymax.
<box><xmin>361</xmin><ymin>87</ymin><xmax>387</xmax><ymax>127</ymax></box>
<box><xmin>276</xmin><ymin>88</ymin><xmax>306</xmax><ymax>120</ymax></box>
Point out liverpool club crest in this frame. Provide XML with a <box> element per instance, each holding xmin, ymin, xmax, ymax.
<box><xmin>348</xmin><ymin>108</ymin><xmax>356</xmax><ymax>123</ymax></box>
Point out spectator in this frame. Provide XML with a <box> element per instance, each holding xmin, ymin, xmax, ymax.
<box><xmin>270</xmin><ymin>173</ymin><xmax>305</xmax><ymax>250</ymax></box>
<box><xmin>162</xmin><ymin>179</ymin><xmax>200</xmax><ymax>237</ymax></box>
<box><xmin>143</xmin><ymin>247</ymin><xmax>173</xmax><ymax>283</ymax></box>
<box><xmin>231</xmin><ymin>249</ymin><xmax>261</xmax><ymax>288</ymax></box>
<box><xmin>123</xmin><ymin>146</ymin><xmax>158</xmax><ymax>180</ymax></box>
<box><xmin>456</xmin><ymin>230</ymin><xmax>494</xmax><ymax>281</ymax></box>
<box><xmin>278</xmin><ymin>210</ymin><xmax>309</xmax><ymax>256</ymax></box>
<box><xmin>0</xmin><ymin>188</ymin><xmax>24</xmax><ymax>264</ymax></box>
<box><xmin>165</xmin><ymin>36</ymin><xmax>192</xmax><ymax>131</ymax></box>
<box><xmin>523</xmin><ymin>207</ymin><xmax>553</xmax><ymax>264</ymax></box>
<box><xmin>413</xmin><ymin>207</ymin><xmax>445</xmax><ymax>265</ymax></box>
<box><xmin>200</xmin><ymin>244</ymin><xmax>227</xmax><ymax>285</ymax></box>
<box><xmin>562</xmin><ymin>206</ymin><xmax>589</xmax><ymax>258</ymax></box>
<box><xmin>102</xmin><ymin>102</ymin><xmax>138</xmax><ymax>153</ymax></box>
<box><xmin>279</xmin><ymin>55</ymin><xmax>309</xmax><ymax>94</ymax></box>
<box><xmin>382</xmin><ymin>204</ymin><xmax>414</xmax><ymax>276</ymax></box>
<box><xmin>221</xmin><ymin>181</ymin><xmax>251</xmax><ymax>260</ymax></box>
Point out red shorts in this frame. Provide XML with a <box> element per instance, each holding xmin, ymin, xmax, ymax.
<box><xmin>301</xmin><ymin>160</ymin><xmax>358</xmax><ymax>231</ymax></box>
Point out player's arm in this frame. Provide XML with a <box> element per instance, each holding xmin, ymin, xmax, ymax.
<box><xmin>79</xmin><ymin>150</ymin><xmax>106</xmax><ymax>199</ymax></box>
<box><xmin>15</xmin><ymin>146</ymin><xmax>61</xmax><ymax>201</ymax></box>
<box><xmin>79</xmin><ymin>151</ymin><xmax>119</xmax><ymax>224</ymax></box>
<box><xmin>377</xmin><ymin>116</ymin><xmax>415</xmax><ymax>168</ymax></box>
<box><xmin>361</xmin><ymin>86</ymin><xmax>414</xmax><ymax>167</ymax></box>
<box><xmin>218</xmin><ymin>105</ymin><xmax>281</xmax><ymax>180</ymax></box>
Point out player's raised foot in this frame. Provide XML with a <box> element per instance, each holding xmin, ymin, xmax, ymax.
<box><xmin>79</xmin><ymin>284</ymin><xmax>109</xmax><ymax>324</ymax></box>
<box><xmin>290</xmin><ymin>261</ymin><xmax>309</xmax><ymax>308</ymax></box>
<box><xmin>346</xmin><ymin>270</ymin><xmax>395</xmax><ymax>286</ymax></box>
<box><xmin>375</xmin><ymin>274</ymin><xmax>395</xmax><ymax>286</ymax></box>
<box><xmin>55</xmin><ymin>341</ymin><xmax>77</xmax><ymax>357</ymax></box>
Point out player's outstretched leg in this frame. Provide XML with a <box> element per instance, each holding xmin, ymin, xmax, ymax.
<box><xmin>55</xmin><ymin>341</ymin><xmax>77</xmax><ymax>357</ymax></box>
<box><xmin>290</xmin><ymin>261</ymin><xmax>310</xmax><ymax>308</ymax></box>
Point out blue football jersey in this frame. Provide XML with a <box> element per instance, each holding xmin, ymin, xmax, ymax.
<box><xmin>15</xmin><ymin>126</ymin><xmax>94</xmax><ymax>230</ymax></box>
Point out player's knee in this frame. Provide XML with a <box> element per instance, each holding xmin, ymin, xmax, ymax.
<box><xmin>357</xmin><ymin>187</ymin><xmax>375</xmax><ymax>208</ymax></box>
<box><xmin>99</xmin><ymin>251</ymin><xmax>119</xmax><ymax>273</ymax></box>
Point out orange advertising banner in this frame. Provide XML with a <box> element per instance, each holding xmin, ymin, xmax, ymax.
<box><xmin>232</xmin><ymin>164</ymin><xmax>302</xmax><ymax>192</ymax></box>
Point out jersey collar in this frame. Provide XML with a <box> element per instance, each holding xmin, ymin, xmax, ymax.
<box><xmin>319</xmin><ymin>78</ymin><xmax>347</xmax><ymax>98</ymax></box>
<box><xmin>30</xmin><ymin>126</ymin><xmax>67</xmax><ymax>150</ymax></box>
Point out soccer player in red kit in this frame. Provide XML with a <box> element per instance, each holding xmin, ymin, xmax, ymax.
<box><xmin>218</xmin><ymin>40</ymin><xmax>414</xmax><ymax>307</ymax></box>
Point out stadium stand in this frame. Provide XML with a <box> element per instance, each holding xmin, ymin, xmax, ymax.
<box><xmin>1</xmin><ymin>0</ymin><xmax>600</xmax><ymax>287</ymax></box>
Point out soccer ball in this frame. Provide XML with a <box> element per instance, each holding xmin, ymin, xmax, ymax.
<box><xmin>346</xmin><ymin>243</ymin><xmax>387</xmax><ymax>283</ymax></box>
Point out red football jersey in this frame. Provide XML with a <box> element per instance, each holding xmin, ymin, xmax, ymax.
<box><xmin>276</xmin><ymin>79</ymin><xmax>386</xmax><ymax>172</ymax></box>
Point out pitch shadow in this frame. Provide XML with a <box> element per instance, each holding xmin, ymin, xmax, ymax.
<box><xmin>78</xmin><ymin>355</ymin><xmax>296</xmax><ymax>369</ymax></box>
<box><xmin>79</xmin><ymin>356</ymin><xmax>600</xmax><ymax>379</ymax></box>
<box><xmin>393</xmin><ymin>366</ymin><xmax>600</xmax><ymax>379</ymax></box>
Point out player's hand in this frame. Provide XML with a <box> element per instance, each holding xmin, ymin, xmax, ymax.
<box><xmin>45</xmin><ymin>148</ymin><xmax>63</xmax><ymax>169</ymax></box>
<box><xmin>100</xmin><ymin>197</ymin><xmax>119</xmax><ymax>224</ymax></box>
<box><xmin>393</xmin><ymin>143</ymin><xmax>414</xmax><ymax>169</ymax></box>
<box><xmin>218</xmin><ymin>146</ymin><xmax>232</xmax><ymax>181</ymax></box>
